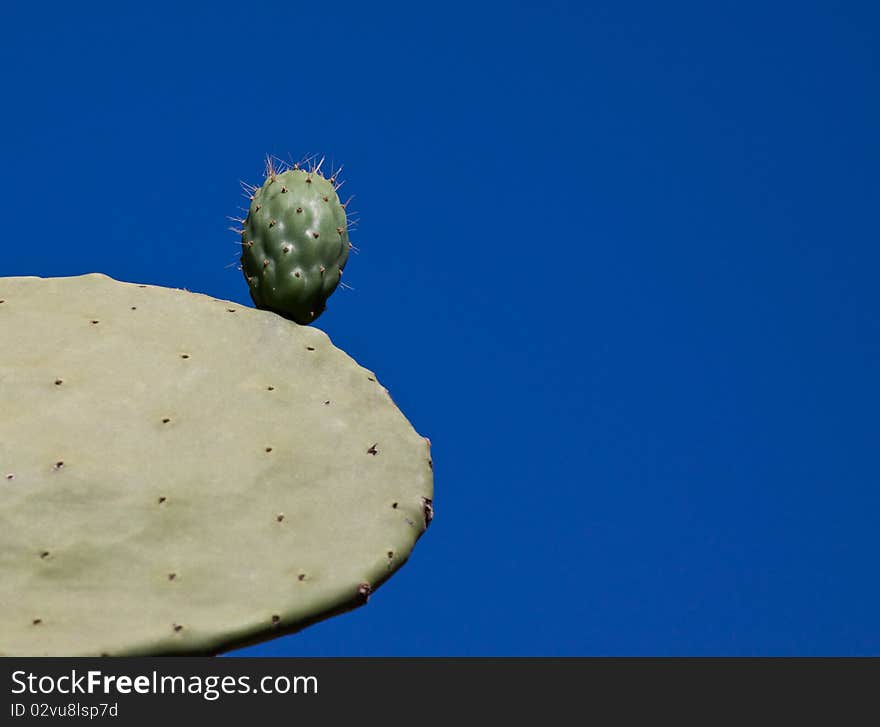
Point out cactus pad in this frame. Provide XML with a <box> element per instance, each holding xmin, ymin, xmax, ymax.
<box><xmin>0</xmin><ymin>274</ymin><xmax>432</xmax><ymax>656</ymax></box>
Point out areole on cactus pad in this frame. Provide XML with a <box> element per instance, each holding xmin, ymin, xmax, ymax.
<box><xmin>0</xmin><ymin>274</ymin><xmax>432</xmax><ymax>656</ymax></box>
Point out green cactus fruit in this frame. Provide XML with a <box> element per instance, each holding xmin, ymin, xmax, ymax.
<box><xmin>239</xmin><ymin>158</ymin><xmax>351</xmax><ymax>324</ymax></box>
<box><xmin>0</xmin><ymin>274</ymin><xmax>433</xmax><ymax>656</ymax></box>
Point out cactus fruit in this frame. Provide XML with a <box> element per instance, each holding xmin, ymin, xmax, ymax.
<box><xmin>0</xmin><ymin>274</ymin><xmax>433</xmax><ymax>656</ymax></box>
<box><xmin>239</xmin><ymin>157</ymin><xmax>351</xmax><ymax>324</ymax></box>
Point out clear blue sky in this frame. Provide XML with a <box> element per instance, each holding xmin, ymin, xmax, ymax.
<box><xmin>2</xmin><ymin>1</ymin><xmax>878</xmax><ymax>655</ymax></box>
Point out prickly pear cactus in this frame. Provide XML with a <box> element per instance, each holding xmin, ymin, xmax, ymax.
<box><xmin>0</xmin><ymin>274</ymin><xmax>433</xmax><ymax>656</ymax></box>
<box><xmin>238</xmin><ymin>158</ymin><xmax>351</xmax><ymax>324</ymax></box>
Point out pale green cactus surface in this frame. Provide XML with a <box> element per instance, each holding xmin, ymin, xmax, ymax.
<box><xmin>0</xmin><ymin>274</ymin><xmax>433</xmax><ymax>655</ymax></box>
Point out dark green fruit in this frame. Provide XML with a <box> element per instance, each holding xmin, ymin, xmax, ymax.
<box><xmin>240</xmin><ymin>160</ymin><xmax>350</xmax><ymax>324</ymax></box>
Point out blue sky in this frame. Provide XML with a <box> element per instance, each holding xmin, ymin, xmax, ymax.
<box><xmin>2</xmin><ymin>1</ymin><xmax>878</xmax><ymax>655</ymax></box>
